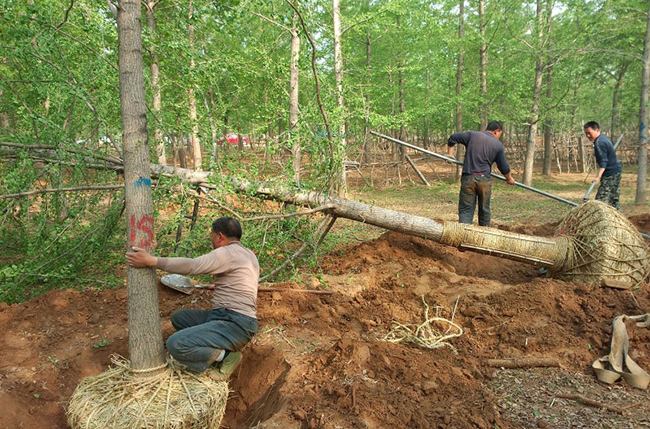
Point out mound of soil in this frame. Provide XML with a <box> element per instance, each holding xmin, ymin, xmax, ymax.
<box><xmin>1</xmin><ymin>231</ymin><xmax>648</xmax><ymax>428</ymax></box>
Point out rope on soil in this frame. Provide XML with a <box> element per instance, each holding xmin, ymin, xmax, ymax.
<box><xmin>67</xmin><ymin>355</ymin><xmax>229</xmax><ymax>429</ymax></box>
<box><xmin>382</xmin><ymin>296</ymin><xmax>463</xmax><ymax>351</ymax></box>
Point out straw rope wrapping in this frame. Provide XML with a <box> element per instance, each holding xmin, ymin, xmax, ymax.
<box><xmin>556</xmin><ymin>201</ymin><xmax>650</xmax><ymax>286</ymax></box>
<box><xmin>383</xmin><ymin>297</ymin><xmax>463</xmax><ymax>352</ymax></box>
<box><xmin>67</xmin><ymin>355</ymin><xmax>229</xmax><ymax>429</ymax></box>
<box><xmin>440</xmin><ymin>221</ymin><xmax>567</xmax><ymax>267</ymax></box>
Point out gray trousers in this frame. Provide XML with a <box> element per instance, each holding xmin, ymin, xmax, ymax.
<box><xmin>166</xmin><ymin>307</ymin><xmax>258</xmax><ymax>373</ymax></box>
<box><xmin>459</xmin><ymin>174</ymin><xmax>493</xmax><ymax>226</ymax></box>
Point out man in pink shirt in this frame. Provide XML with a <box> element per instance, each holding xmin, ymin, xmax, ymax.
<box><xmin>126</xmin><ymin>217</ymin><xmax>259</xmax><ymax>378</ymax></box>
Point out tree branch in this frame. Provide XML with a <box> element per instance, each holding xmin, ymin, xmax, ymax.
<box><xmin>55</xmin><ymin>0</ymin><xmax>75</xmax><ymax>30</ymax></box>
<box><xmin>286</xmin><ymin>0</ymin><xmax>332</xmax><ymax>143</ymax></box>
<box><xmin>242</xmin><ymin>204</ymin><xmax>335</xmax><ymax>222</ymax></box>
<box><xmin>0</xmin><ymin>184</ymin><xmax>123</xmax><ymax>200</ymax></box>
<box><xmin>260</xmin><ymin>215</ymin><xmax>336</xmax><ymax>282</ymax></box>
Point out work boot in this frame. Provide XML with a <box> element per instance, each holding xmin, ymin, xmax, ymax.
<box><xmin>218</xmin><ymin>351</ymin><xmax>242</xmax><ymax>376</ymax></box>
<box><xmin>207</xmin><ymin>351</ymin><xmax>242</xmax><ymax>381</ymax></box>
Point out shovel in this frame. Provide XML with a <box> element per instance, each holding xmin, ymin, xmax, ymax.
<box><xmin>160</xmin><ymin>274</ymin><xmax>212</xmax><ymax>295</ymax></box>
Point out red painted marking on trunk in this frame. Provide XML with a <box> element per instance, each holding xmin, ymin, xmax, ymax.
<box><xmin>129</xmin><ymin>214</ymin><xmax>155</xmax><ymax>249</ymax></box>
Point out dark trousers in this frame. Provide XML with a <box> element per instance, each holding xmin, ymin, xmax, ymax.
<box><xmin>166</xmin><ymin>307</ymin><xmax>258</xmax><ymax>373</ymax></box>
<box><xmin>595</xmin><ymin>171</ymin><xmax>621</xmax><ymax>210</ymax></box>
<box><xmin>459</xmin><ymin>174</ymin><xmax>493</xmax><ymax>226</ymax></box>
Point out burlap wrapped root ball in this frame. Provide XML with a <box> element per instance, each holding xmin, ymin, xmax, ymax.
<box><xmin>554</xmin><ymin>200</ymin><xmax>650</xmax><ymax>286</ymax></box>
<box><xmin>67</xmin><ymin>356</ymin><xmax>229</xmax><ymax>429</ymax></box>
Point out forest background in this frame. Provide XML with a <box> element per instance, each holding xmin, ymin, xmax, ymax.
<box><xmin>1</xmin><ymin>0</ymin><xmax>649</xmax><ymax>303</ymax></box>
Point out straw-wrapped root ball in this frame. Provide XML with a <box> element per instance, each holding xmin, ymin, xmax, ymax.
<box><xmin>67</xmin><ymin>356</ymin><xmax>229</xmax><ymax>429</ymax></box>
<box><xmin>554</xmin><ymin>200</ymin><xmax>650</xmax><ymax>286</ymax></box>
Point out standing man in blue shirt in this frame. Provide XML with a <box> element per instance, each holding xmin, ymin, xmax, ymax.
<box><xmin>583</xmin><ymin>121</ymin><xmax>622</xmax><ymax>209</ymax></box>
<box><xmin>447</xmin><ymin>121</ymin><xmax>516</xmax><ymax>227</ymax></box>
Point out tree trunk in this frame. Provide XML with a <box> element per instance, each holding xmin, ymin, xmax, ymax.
<box><xmin>289</xmin><ymin>13</ymin><xmax>301</xmax><ymax>184</ymax></box>
<box><xmin>187</xmin><ymin>0</ymin><xmax>202</xmax><ymax>171</ymax></box>
<box><xmin>543</xmin><ymin>63</ymin><xmax>553</xmax><ymax>176</ymax></box>
<box><xmin>117</xmin><ymin>0</ymin><xmax>165</xmax><ymax>370</ymax></box>
<box><xmin>204</xmin><ymin>91</ymin><xmax>218</xmax><ymax>163</ymax></box>
<box><xmin>611</xmin><ymin>62</ymin><xmax>629</xmax><ymax>143</ymax></box>
<box><xmin>0</xmin><ymin>89</ymin><xmax>9</xmax><ymax>129</ymax></box>
<box><xmin>398</xmin><ymin>57</ymin><xmax>406</xmax><ymax>160</ymax></box>
<box><xmin>332</xmin><ymin>0</ymin><xmax>347</xmax><ymax>193</ymax></box>
<box><xmin>522</xmin><ymin>0</ymin><xmax>545</xmax><ymax>186</ymax></box>
<box><xmin>146</xmin><ymin>1</ymin><xmax>165</xmax><ymax>166</ymax></box>
<box><xmin>362</xmin><ymin>29</ymin><xmax>371</xmax><ymax>163</ymax></box>
<box><xmin>455</xmin><ymin>0</ymin><xmax>465</xmax><ymax>180</ymax></box>
<box><xmin>137</xmin><ymin>166</ymin><xmax>570</xmax><ymax>270</ymax></box>
<box><xmin>478</xmin><ymin>0</ymin><xmax>488</xmax><ymax>129</ymax></box>
<box><xmin>637</xmin><ymin>5</ymin><xmax>650</xmax><ymax>204</ymax></box>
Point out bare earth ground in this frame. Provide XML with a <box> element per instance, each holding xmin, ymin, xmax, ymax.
<box><xmin>1</xmin><ymin>166</ymin><xmax>650</xmax><ymax>428</ymax></box>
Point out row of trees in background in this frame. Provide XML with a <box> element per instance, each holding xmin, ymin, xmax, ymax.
<box><xmin>2</xmin><ymin>0</ymin><xmax>650</xmax><ymax>194</ymax></box>
<box><xmin>2</xmin><ymin>0</ymin><xmax>650</xmax><ymax>304</ymax></box>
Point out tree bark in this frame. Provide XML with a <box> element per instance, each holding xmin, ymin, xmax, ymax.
<box><xmin>146</xmin><ymin>1</ymin><xmax>165</xmax><ymax>165</ymax></box>
<box><xmin>455</xmin><ymin>0</ymin><xmax>465</xmax><ymax>180</ymax></box>
<box><xmin>289</xmin><ymin>13</ymin><xmax>301</xmax><ymax>184</ymax></box>
<box><xmin>611</xmin><ymin>62</ymin><xmax>629</xmax><ymax>144</ymax></box>
<box><xmin>332</xmin><ymin>0</ymin><xmax>347</xmax><ymax>194</ymax></box>
<box><xmin>543</xmin><ymin>62</ymin><xmax>553</xmax><ymax>176</ymax></box>
<box><xmin>362</xmin><ymin>28</ymin><xmax>371</xmax><ymax>163</ymax></box>
<box><xmin>522</xmin><ymin>0</ymin><xmax>546</xmax><ymax>186</ymax></box>
<box><xmin>187</xmin><ymin>0</ymin><xmax>202</xmax><ymax>171</ymax></box>
<box><xmin>398</xmin><ymin>56</ymin><xmax>405</xmax><ymax>160</ymax></box>
<box><xmin>117</xmin><ymin>0</ymin><xmax>165</xmax><ymax>370</ymax></box>
<box><xmin>478</xmin><ymin>0</ymin><xmax>488</xmax><ymax>129</ymax></box>
<box><xmin>638</xmin><ymin>6</ymin><xmax>650</xmax><ymax>204</ymax></box>
<box><xmin>203</xmin><ymin>91</ymin><xmax>218</xmax><ymax>163</ymax></box>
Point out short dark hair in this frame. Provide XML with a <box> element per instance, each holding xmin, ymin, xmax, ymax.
<box><xmin>212</xmin><ymin>217</ymin><xmax>242</xmax><ymax>240</ymax></box>
<box><xmin>583</xmin><ymin>121</ymin><xmax>600</xmax><ymax>130</ymax></box>
<box><xmin>486</xmin><ymin>121</ymin><xmax>503</xmax><ymax>132</ymax></box>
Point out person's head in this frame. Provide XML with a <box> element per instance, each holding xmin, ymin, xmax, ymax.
<box><xmin>486</xmin><ymin>120</ymin><xmax>504</xmax><ymax>140</ymax></box>
<box><xmin>583</xmin><ymin>121</ymin><xmax>601</xmax><ymax>142</ymax></box>
<box><xmin>210</xmin><ymin>217</ymin><xmax>242</xmax><ymax>248</ymax></box>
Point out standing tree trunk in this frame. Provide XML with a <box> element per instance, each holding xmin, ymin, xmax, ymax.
<box><xmin>611</xmin><ymin>62</ymin><xmax>629</xmax><ymax>144</ymax></box>
<box><xmin>117</xmin><ymin>0</ymin><xmax>165</xmax><ymax>370</ymax></box>
<box><xmin>0</xmin><ymin>89</ymin><xmax>10</xmax><ymax>129</ymax></box>
<box><xmin>146</xmin><ymin>1</ymin><xmax>165</xmax><ymax>165</ymax></box>
<box><xmin>455</xmin><ymin>0</ymin><xmax>465</xmax><ymax>180</ymax></box>
<box><xmin>522</xmin><ymin>0</ymin><xmax>546</xmax><ymax>186</ymax></box>
<box><xmin>362</xmin><ymin>28</ymin><xmax>371</xmax><ymax>163</ymax></box>
<box><xmin>478</xmin><ymin>0</ymin><xmax>488</xmax><ymax>129</ymax></box>
<box><xmin>203</xmin><ymin>92</ymin><xmax>218</xmax><ymax>163</ymax></box>
<box><xmin>332</xmin><ymin>0</ymin><xmax>347</xmax><ymax>193</ymax></box>
<box><xmin>187</xmin><ymin>0</ymin><xmax>202</xmax><ymax>171</ymax></box>
<box><xmin>398</xmin><ymin>57</ymin><xmax>406</xmax><ymax>160</ymax></box>
<box><xmin>543</xmin><ymin>62</ymin><xmax>553</xmax><ymax>176</ymax></box>
<box><xmin>289</xmin><ymin>13</ymin><xmax>301</xmax><ymax>184</ymax></box>
<box><xmin>637</xmin><ymin>5</ymin><xmax>650</xmax><ymax>204</ymax></box>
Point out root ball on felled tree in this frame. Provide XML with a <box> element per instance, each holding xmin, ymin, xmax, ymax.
<box><xmin>555</xmin><ymin>200</ymin><xmax>650</xmax><ymax>286</ymax></box>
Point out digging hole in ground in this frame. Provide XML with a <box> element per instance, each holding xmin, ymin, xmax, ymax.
<box><xmin>223</xmin><ymin>345</ymin><xmax>290</xmax><ymax>428</ymax></box>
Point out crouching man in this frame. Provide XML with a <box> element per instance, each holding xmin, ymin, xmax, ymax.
<box><xmin>126</xmin><ymin>217</ymin><xmax>259</xmax><ymax>378</ymax></box>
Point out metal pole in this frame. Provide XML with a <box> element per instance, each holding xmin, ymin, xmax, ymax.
<box><xmin>371</xmin><ymin>131</ymin><xmax>580</xmax><ymax>207</ymax></box>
